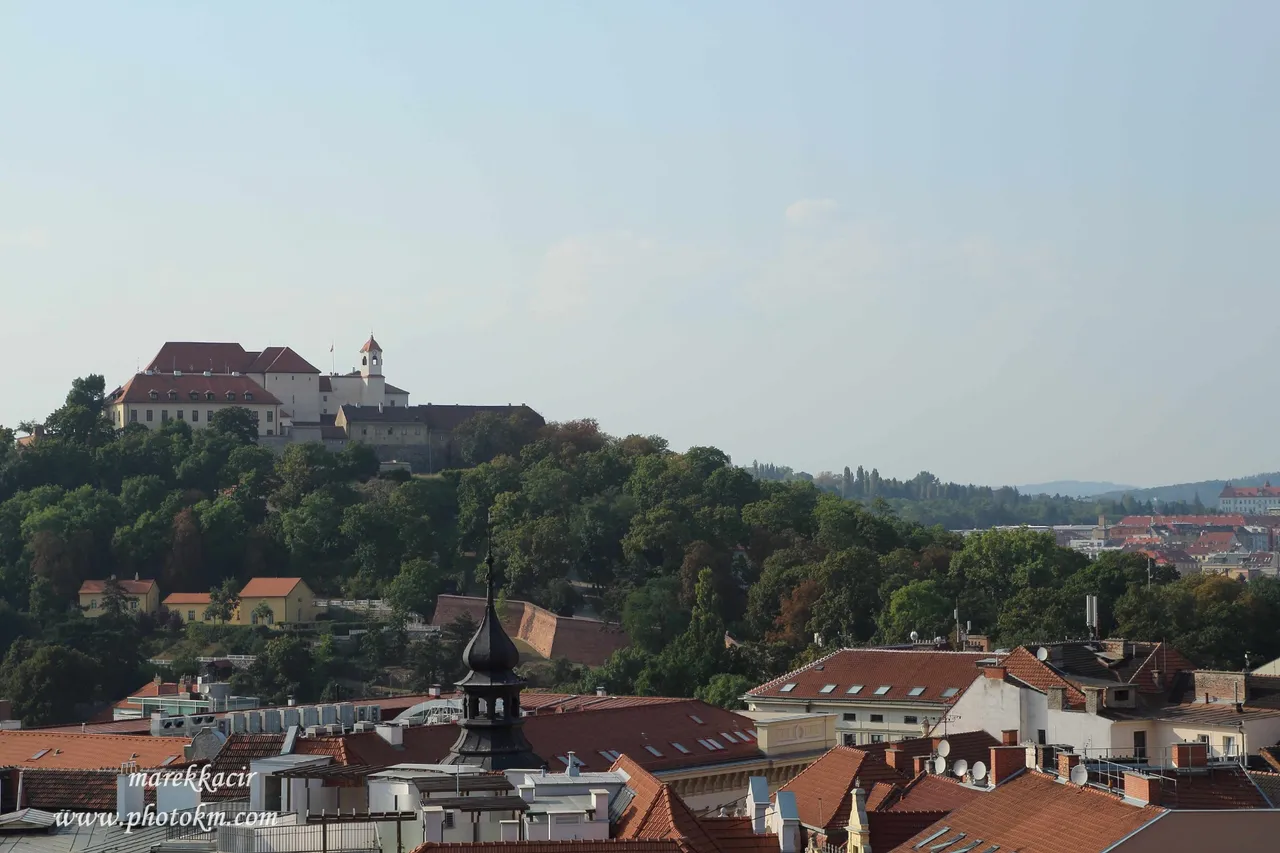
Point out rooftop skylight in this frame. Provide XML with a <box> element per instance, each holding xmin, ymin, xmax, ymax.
<box><xmin>819</xmin><ymin>684</ymin><xmax>837</xmax><ymax>694</ymax></box>
<box><xmin>874</xmin><ymin>685</ymin><xmax>892</xmax><ymax>695</ymax></box>
<box><xmin>942</xmin><ymin>687</ymin><xmax>960</xmax><ymax>698</ymax></box>
<box><xmin>908</xmin><ymin>686</ymin><xmax>926</xmax><ymax>697</ymax></box>
<box><xmin>847</xmin><ymin>685</ymin><xmax>864</xmax><ymax>694</ymax></box>
<box><xmin>780</xmin><ymin>683</ymin><xmax>797</xmax><ymax>693</ymax></box>
<box><xmin>671</xmin><ymin>742</ymin><xmax>691</xmax><ymax>754</ymax></box>
<box><xmin>644</xmin><ymin>745</ymin><xmax>663</xmax><ymax>757</ymax></box>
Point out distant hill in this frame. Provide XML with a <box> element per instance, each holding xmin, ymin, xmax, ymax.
<box><xmin>1018</xmin><ymin>480</ymin><xmax>1138</xmax><ymax>499</ymax></box>
<box><xmin>1093</xmin><ymin>472</ymin><xmax>1280</xmax><ymax>505</ymax></box>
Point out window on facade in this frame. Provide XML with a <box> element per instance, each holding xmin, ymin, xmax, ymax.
<box><xmin>146</xmin><ymin>410</ymin><xmax>153</xmax><ymax>422</ymax></box>
<box><xmin>89</xmin><ymin>600</ymin><xmax>97</xmax><ymax>610</ymax></box>
<box><xmin>130</xmin><ymin>409</ymin><xmax>138</xmax><ymax>423</ymax></box>
<box><xmin>267</xmin><ymin>411</ymin><xmax>273</xmax><ymax>422</ymax></box>
<box><xmin>870</xmin><ymin>734</ymin><xmax>884</xmax><ymax>743</ymax></box>
<box><xmin>387</xmin><ymin>427</ymin><xmax>394</xmax><ymax>435</ymax></box>
<box><xmin>207</xmin><ymin>411</ymin><xmax>213</xmax><ymax>422</ymax></box>
<box><xmin>323</xmin><ymin>395</ymin><xmax>327</xmax><ymax>401</ymax></box>
<box><xmin>190</xmin><ymin>410</ymin><xmax>198</xmax><ymax>422</ymax></box>
<box><xmin>843</xmin><ymin>713</ymin><xmax>857</xmax><ymax>722</ymax></box>
<box><xmin>161</xmin><ymin>410</ymin><xmax>169</xmax><ymax>422</ymax></box>
<box><xmin>188</xmin><ymin>611</ymin><xmax>195</xmax><ymax>621</ymax></box>
<box><xmin>361</xmin><ymin>428</ymin><xmax>367</xmax><ymax>435</ymax></box>
<box><xmin>1037</xmin><ymin>730</ymin><xmax>1046</xmax><ymax>745</ymax></box>
<box><xmin>842</xmin><ymin>733</ymin><xmax>856</xmax><ymax>746</ymax></box>
<box><xmin>870</xmin><ymin>714</ymin><xmax>884</xmax><ymax>723</ymax></box>
<box><xmin>168</xmin><ymin>390</ymin><xmax>178</xmax><ymax>401</ymax></box>
<box><xmin>176</xmin><ymin>409</ymin><xmax>184</xmax><ymax>420</ymax></box>
<box><xmin>904</xmin><ymin>715</ymin><xmax>919</xmax><ymax>725</ymax></box>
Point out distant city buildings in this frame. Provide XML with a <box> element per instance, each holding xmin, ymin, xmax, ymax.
<box><xmin>1220</xmin><ymin>481</ymin><xmax>1280</xmax><ymax>514</ymax></box>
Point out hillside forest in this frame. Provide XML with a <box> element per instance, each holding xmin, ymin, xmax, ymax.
<box><xmin>0</xmin><ymin>375</ymin><xmax>1275</xmax><ymax>724</ymax></box>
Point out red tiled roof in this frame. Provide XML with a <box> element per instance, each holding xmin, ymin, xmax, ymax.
<box><xmin>863</xmin><ymin>782</ymin><xmax>897</xmax><ymax>811</ymax></box>
<box><xmin>204</xmin><ymin>734</ymin><xmax>286</xmax><ymax>800</ymax></box>
<box><xmin>244</xmin><ymin>346</ymin><xmax>320</xmax><ymax>375</ymax></box>
<box><xmin>1152</xmin><ymin>765</ymin><xmax>1271</xmax><ymax>810</ymax></box>
<box><xmin>360</xmin><ymin>336</ymin><xmax>382</xmax><ymax>353</ymax></box>
<box><xmin>146</xmin><ymin>342</ymin><xmax>254</xmax><ymax>374</ymax></box>
<box><xmin>998</xmin><ymin>647</ymin><xmax>1087</xmax><ymax>708</ymax></box>
<box><xmin>1221</xmin><ymin>484</ymin><xmax>1280</xmax><ymax>498</ymax></box>
<box><xmin>0</xmin><ymin>731</ymin><xmax>187</xmax><ymax>771</ymax></box>
<box><xmin>748</xmin><ymin>649</ymin><xmax>989</xmax><ymax>703</ymax></box>
<box><xmin>1117</xmin><ymin>515</ymin><xmax>1246</xmax><ymax>527</ymax></box>
<box><xmin>163</xmin><ymin>592</ymin><xmax>211</xmax><ymax>606</ymax></box>
<box><xmin>884</xmin><ymin>773</ymin><xmax>983</xmax><ymax>813</ymax></box>
<box><xmin>866</xmin><ymin>811</ymin><xmax>949</xmax><ymax>851</ymax></box>
<box><xmin>79</xmin><ymin>578</ymin><xmax>156</xmax><ymax>595</ymax></box>
<box><xmin>109</xmin><ymin>372</ymin><xmax>281</xmax><ymax>406</ymax></box>
<box><xmin>887</xmin><ymin>772</ymin><xmax>1164</xmax><ymax>853</ymax></box>
<box><xmin>240</xmin><ymin>577</ymin><xmax>304</xmax><ymax>598</ymax></box>
<box><xmin>1197</xmin><ymin>531</ymin><xmax>1238</xmax><ymax>547</ymax></box>
<box><xmin>12</xmin><ymin>768</ymin><xmax>159</xmax><ymax>812</ymax></box>
<box><xmin>697</xmin><ymin>818</ymin><xmax>779</xmax><ymax>853</ymax></box>
<box><xmin>875</xmin><ymin>732</ymin><xmax>1001</xmax><ymax>775</ymax></box>
<box><xmin>778</xmin><ymin>746</ymin><xmax>908</xmax><ymax>831</ymax></box>
<box><xmin>414</xmin><ymin>843</ymin><xmax>686</xmax><ymax>853</ymax></box>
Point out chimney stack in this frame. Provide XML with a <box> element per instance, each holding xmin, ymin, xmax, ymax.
<box><xmin>1046</xmin><ymin>686</ymin><xmax>1068</xmax><ymax>711</ymax></box>
<box><xmin>747</xmin><ymin>777</ymin><xmax>769</xmax><ymax>834</ymax></box>
<box><xmin>989</xmin><ymin>745</ymin><xmax>1025</xmax><ymax>785</ymax></box>
<box><xmin>1123</xmin><ymin>772</ymin><xmax>1162</xmax><ymax>806</ymax></box>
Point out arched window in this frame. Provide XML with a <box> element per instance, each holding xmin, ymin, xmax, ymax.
<box><xmin>361</xmin><ymin>356</ymin><xmax>367</xmax><ymax>366</ymax></box>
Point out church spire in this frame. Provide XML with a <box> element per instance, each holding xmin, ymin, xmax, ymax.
<box><xmin>442</xmin><ymin>513</ymin><xmax>542</xmax><ymax>770</ymax></box>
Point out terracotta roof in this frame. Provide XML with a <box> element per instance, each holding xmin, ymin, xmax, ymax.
<box><xmin>778</xmin><ymin>746</ymin><xmax>907</xmax><ymax>831</ymax></box>
<box><xmin>998</xmin><ymin>647</ymin><xmax>1087</xmax><ymax>708</ymax></box>
<box><xmin>239</xmin><ymin>577</ymin><xmax>304</xmax><ymax>598</ymax></box>
<box><xmin>146</xmin><ymin>342</ymin><xmax>254</xmax><ymax>374</ymax></box>
<box><xmin>1117</xmin><ymin>515</ymin><xmax>1247</xmax><ymax>527</ymax></box>
<box><xmin>1197</xmin><ymin>531</ymin><xmax>1238</xmax><ymax>548</ymax></box>
<box><xmin>1248</xmin><ymin>770</ymin><xmax>1280</xmax><ymax>806</ymax></box>
<box><xmin>203</xmin><ymin>734</ymin><xmax>286</xmax><ymax>800</ymax></box>
<box><xmin>79</xmin><ymin>578</ymin><xmax>156</xmax><ymax>595</ymax></box>
<box><xmin>433</xmin><ymin>595</ymin><xmax>629</xmax><ymax>667</ymax></box>
<box><xmin>697</xmin><ymin>818</ymin><xmax>780</xmax><ymax>853</ymax></box>
<box><xmin>748</xmin><ymin>649</ymin><xmax>989</xmax><ymax>703</ymax></box>
<box><xmin>108</xmin><ymin>372</ymin><xmax>281</xmax><ymax>406</ymax></box>
<box><xmin>884</xmin><ymin>773</ymin><xmax>983</xmax><ymax>813</ymax></box>
<box><xmin>874</xmin><ymin>732</ymin><xmax>1001</xmax><ymax>774</ymax></box>
<box><xmin>0</xmin><ymin>731</ymin><xmax>188</xmax><ymax>771</ymax></box>
<box><xmin>244</xmin><ymin>346</ymin><xmax>320</xmax><ymax>374</ymax></box>
<box><xmin>887</xmin><ymin>772</ymin><xmax>1164</xmax><ymax>853</ymax></box>
<box><xmin>11</xmin><ymin>768</ymin><xmax>158</xmax><ymax>812</ymax></box>
<box><xmin>163</xmin><ymin>592</ymin><xmax>211</xmax><ymax>606</ymax></box>
<box><xmin>1149</xmin><ymin>765</ymin><xmax>1271</xmax><ymax>810</ymax></box>
<box><xmin>360</xmin><ymin>336</ymin><xmax>382</xmax><ymax>353</ymax></box>
<box><xmin>1221</xmin><ymin>484</ymin><xmax>1280</xmax><ymax>498</ymax></box>
<box><xmin>866</xmin><ymin>811</ymin><xmax>949</xmax><ymax>852</ymax></box>
<box><xmin>413</xmin><ymin>843</ymin><xmax>686</xmax><ymax>853</ymax></box>
<box><xmin>863</xmin><ymin>782</ymin><xmax>898</xmax><ymax>811</ymax></box>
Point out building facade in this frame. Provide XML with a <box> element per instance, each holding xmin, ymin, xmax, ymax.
<box><xmin>1220</xmin><ymin>482</ymin><xmax>1280</xmax><ymax>513</ymax></box>
<box><xmin>78</xmin><ymin>578</ymin><xmax>160</xmax><ymax>616</ymax></box>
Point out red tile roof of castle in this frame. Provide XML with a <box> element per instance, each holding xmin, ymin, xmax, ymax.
<box><xmin>79</xmin><ymin>578</ymin><xmax>156</xmax><ymax>595</ymax></box>
<box><xmin>361</xmin><ymin>336</ymin><xmax>382</xmax><ymax>353</ymax></box>
<box><xmin>1221</xmin><ymin>483</ymin><xmax>1280</xmax><ymax>498</ymax></box>
<box><xmin>883</xmin><ymin>773</ymin><xmax>984</xmax><ymax>813</ymax></box>
<box><xmin>748</xmin><ymin>649</ymin><xmax>988</xmax><ymax>703</ymax></box>
<box><xmin>1117</xmin><ymin>514</ymin><xmax>1246</xmax><ymax>527</ymax></box>
<box><xmin>109</xmin><ymin>372</ymin><xmax>281</xmax><ymax>406</ymax></box>
<box><xmin>244</xmin><ymin>346</ymin><xmax>320</xmax><ymax>374</ymax></box>
<box><xmin>887</xmin><ymin>772</ymin><xmax>1164</xmax><ymax>853</ymax></box>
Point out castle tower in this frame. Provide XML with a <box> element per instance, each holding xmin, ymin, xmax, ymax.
<box><xmin>442</xmin><ymin>547</ymin><xmax>543</xmax><ymax>771</ymax></box>
<box><xmin>358</xmin><ymin>336</ymin><xmax>385</xmax><ymax>406</ymax></box>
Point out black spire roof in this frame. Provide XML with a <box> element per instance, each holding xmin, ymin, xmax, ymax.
<box><xmin>456</xmin><ymin>554</ymin><xmax>522</xmax><ymax>685</ymax></box>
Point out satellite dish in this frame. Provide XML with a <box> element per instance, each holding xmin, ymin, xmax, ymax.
<box><xmin>910</xmin><ymin>630</ymin><xmax>919</xmax><ymax>642</ymax></box>
<box><xmin>937</xmin><ymin>739</ymin><xmax>952</xmax><ymax>758</ymax></box>
<box><xmin>952</xmin><ymin>759</ymin><xmax>969</xmax><ymax>778</ymax></box>
<box><xmin>1070</xmin><ymin>764</ymin><xmax>1089</xmax><ymax>786</ymax></box>
<box><xmin>931</xmin><ymin>756</ymin><xmax>947</xmax><ymax>774</ymax></box>
<box><xmin>971</xmin><ymin>761</ymin><xmax>988</xmax><ymax>783</ymax></box>
<box><xmin>1036</xmin><ymin>647</ymin><xmax>1050</xmax><ymax>662</ymax></box>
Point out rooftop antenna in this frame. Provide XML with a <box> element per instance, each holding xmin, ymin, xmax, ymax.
<box><xmin>1069</xmin><ymin>763</ymin><xmax>1089</xmax><ymax>786</ymax></box>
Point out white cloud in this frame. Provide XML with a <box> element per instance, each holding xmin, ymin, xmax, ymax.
<box><xmin>784</xmin><ymin>198</ymin><xmax>840</xmax><ymax>225</ymax></box>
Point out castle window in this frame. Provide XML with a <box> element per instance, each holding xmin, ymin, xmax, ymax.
<box><xmin>167</xmin><ymin>390</ymin><xmax>178</xmax><ymax>401</ymax></box>
<box><xmin>146</xmin><ymin>410</ymin><xmax>153</xmax><ymax>422</ymax></box>
<box><xmin>192</xmin><ymin>410</ymin><xmax>199</xmax><ymax>422</ymax></box>
<box><xmin>189</xmin><ymin>391</ymin><xmax>199</xmax><ymax>401</ymax></box>
<box><xmin>207</xmin><ymin>411</ymin><xmax>213</xmax><ymax>422</ymax></box>
<box><xmin>149</xmin><ymin>390</ymin><xmax>158</xmax><ymax>400</ymax></box>
<box><xmin>206</xmin><ymin>392</ymin><xmax>215</xmax><ymax>402</ymax></box>
<box><xmin>161</xmin><ymin>410</ymin><xmax>169</xmax><ymax>422</ymax></box>
<box><xmin>130</xmin><ymin>410</ymin><xmax>138</xmax><ymax>423</ymax></box>
<box><xmin>226</xmin><ymin>392</ymin><xmax>236</xmax><ymax>401</ymax></box>
<box><xmin>244</xmin><ymin>392</ymin><xmax>253</xmax><ymax>401</ymax></box>
<box><xmin>176</xmin><ymin>409</ymin><xmax>184</xmax><ymax>420</ymax></box>
<box><xmin>267</xmin><ymin>411</ymin><xmax>273</xmax><ymax>423</ymax></box>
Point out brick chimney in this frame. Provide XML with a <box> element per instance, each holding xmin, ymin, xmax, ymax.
<box><xmin>1083</xmin><ymin>686</ymin><xmax>1104</xmax><ymax>716</ymax></box>
<box><xmin>884</xmin><ymin>747</ymin><xmax>909</xmax><ymax>774</ymax></box>
<box><xmin>989</xmin><ymin>745</ymin><xmax>1025</xmax><ymax>785</ymax></box>
<box><xmin>983</xmin><ymin>665</ymin><xmax>1007</xmax><ymax>681</ymax></box>
<box><xmin>1056</xmin><ymin>751</ymin><xmax>1081</xmax><ymax>779</ymax></box>
<box><xmin>913</xmin><ymin>754</ymin><xmax>931</xmax><ymax>775</ymax></box>
<box><xmin>1124</xmin><ymin>772</ymin><xmax>1162</xmax><ymax>806</ymax></box>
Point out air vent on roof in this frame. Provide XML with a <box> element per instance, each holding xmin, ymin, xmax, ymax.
<box><xmin>231</xmin><ymin>371</ymin><xmax>241</xmax><ymax>377</ymax></box>
<box><xmin>203</xmin><ymin>371</ymin><xmax>213</xmax><ymax>377</ymax></box>
<box><xmin>174</xmin><ymin>370</ymin><xmax>182</xmax><ymax>376</ymax></box>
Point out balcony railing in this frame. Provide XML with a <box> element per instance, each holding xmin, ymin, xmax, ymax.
<box><xmin>217</xmin><ymin>822</ymin><xmax>379</xmax><ymax>853</ymax></box>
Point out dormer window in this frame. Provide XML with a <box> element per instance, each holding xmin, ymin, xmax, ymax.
<box><xmin>206</xmin><ymin>392</ymin><xmax>215</xmax><ymax>402</ymax></box>
<box><xmin>167</xmin><ymin>390</ymin><xmax>178</xmax><ymax>401</ymax></box>
<box><xmin>226</xmin><ymin>392</ymin><xmax>236</xmax><ymax>401</ymax></box>
<box><xmin>243</xmin><ymin>392</ymin><xmax>253</xmax><ymax>401</ymax></box>
<box><xmin>149</xmin><ymin>390</ymin><xmax>158</xmax><ymax>400</ymax></box>
<box><xmin>188</xmin><ymin>391</ymin><xmax>199</xmax><ymax>401</ymax></box>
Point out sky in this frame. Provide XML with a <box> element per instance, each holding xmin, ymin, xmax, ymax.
<box><xmin>2</xmin><ymin>2</ymin><xmax>1277</xmax><ymax>488</ymax></box>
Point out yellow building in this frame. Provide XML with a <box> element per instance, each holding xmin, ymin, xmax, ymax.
<box><xmin>79</xmin><ymin>577</ymin><xmax>160</xmax><ymax>617</ymax></box>
<box><xmin>162</xmin><ymin>591</ymin><xmax>227</xmax><ymax>623</ymax></box>
<box><xmin>237</xmin><ymin>577</ymin><xmax>319</xmax><ymax>625</ymax></box>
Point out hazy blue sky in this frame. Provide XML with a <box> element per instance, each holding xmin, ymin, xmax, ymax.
<box><xmin>2</xmin><ymin>2</ymin><xmax>1277</xmax><ymax>487</ymax></box>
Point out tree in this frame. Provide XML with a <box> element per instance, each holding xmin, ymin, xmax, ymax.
<box><xmin>880</xmin><ymin>579</ymin><xmax>952</xmax><ymax>643</ymax></box>
<box><xmin>622</xmin><ymin>576</ymin><xmax>688</xmax><ymax>654</ymax></box>
<box><xmin>386</xmin><ymin>558</ymin><xmax>449</xmax><ymax>619</ymax></box>
<box><xmin>205</xmin><ymin>578</ymin><xmax>240</xmax><ymax>623</ymax></box>
<box><xmin>100</xmin><ymin>576</ymin><xmax>130</xmax><ymax>617</ymax></box>
<box><xmin>696</xmin><ymin>673</ymin><xmax>754</xmax><ymax>710</ymax></box>
<box><xmin>208</xmin><ymin>408</ymin><xmax>259</xmax><ymax>445</ymax></box>
<box><xmin>0</xmin><ymin>642</ymin><xmax>96</xmax><ymax>724</ymax></box>
<box><xmin>252</xmin><ymin>601</ymin><xmax>275</xmax><ymax>626</ymax></box>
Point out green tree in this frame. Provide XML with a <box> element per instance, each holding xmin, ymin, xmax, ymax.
<box><xmin>0</xmin><ymin>642</ymin><xmax>96</xmax><ymax>724</ymax></box>
<box><xmin>208</xmin><ymin>408</ymin><xmax>259</xmax><ymax>445</ymax></box>
<box><xmin>879</xmin><ymin>579</ymin><xmax>952</xmax><ymax>643</ymax></box>
<box><xmin>100</xmin><ymin>575</ymin><xmax>130</xmax><ymax>617</ymax></box>
<box><xmin>696</xmin><ymin>673</ymin><xmax>754</xmax><ymax>710</ymax></box>
<box><xmin>205</xmin><ymin>578</ymin><xmax>240</xmax><ymax>623</ymax></box>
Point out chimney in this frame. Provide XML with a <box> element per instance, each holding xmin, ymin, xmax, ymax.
<box><xmin>846</xmin><ymin>785</ymin><xmax>871</xmax><ymax>853</ymax></box>
<box><xmin>1046</xmin><ymin>686</ymin><xmax>1068</xmax><ymax>711</ymax></box>
<box><xmin>1057</xmin><ymin>751</ymin><xmax>1082</xmax><ymax>779</ymax></box>
<box><xmin>1083</xmin><ymin>686</ymin><xmax>1104</xmax><ymax>716</ymax></box>
<box><xmin>595</xmin><ymin>686</ymin><xmax>607</xmax><ymax>697</ymax></box>
<box><xmin>517</xmin><ymin>784</ymin><xmax>535</xmax><ymax>803</ymax></box>
<box><xmin>376</xmin><ymin>723</ymin><xmax>404</xmax><ymax>747</ymax></box>
<box><xmin>884</xmin><ymin>747</ymin><xmax>909</xmax><ymax>774</ymax></box>
<box><xmin>116</xmin><ymin>765</ymin><xmax>145</xmax><ymax>824</ymax></box>
<box><xmin>1172</xmin><ymin>742</ymin><xmax>1208</xmax><ymax>768</ymax></box>
<box><xmin>983</xmin><ymin>665</ymin><xmax>1007</xmax><ymax>681</ymax></box>
<box><xmin>989</xmin><ymin>745</ymin><xmax>1025</xmax><ymax>785</ymax></box>
<box><xmin>428</xmin><ymin>685</ymin><xmax>441</xmax><ymax>698</ymax></box>
<box><xmin>567</xmin><ymin>751</ymin><xmax>579</xmax><ymax>777</ymax></box>
<box><xmin>422</xmin><ymin>806</ymin><xmax>446</xmax><ymax>843</ymax></box>
<box><xmin>589</xmin><ymin>788</ymin><xmax>609</xmax><ymax>820</ymax></box>
<box><xmin>1001</xmin><ymin>729</ymin><xmax>1018</xmax><ymax>746</ymax></box>
<box><xmin>913</xmin><ymin>754</ymin><xmax>931</xmax><ymax>776</ymax></box>
<box><xmin>1124</xmin><ymin>772</ymin><xmax>1162</xmax><ymax>806</ymax></box>
<box><xmin>747</xmin><ymin>777</ymin><xmax>770</xmax><ymax>834</ymax></box>
<box><xmin>771</xmin><ymin>791</ymin><xmax>801</xmax><ymax>853</ymax></box>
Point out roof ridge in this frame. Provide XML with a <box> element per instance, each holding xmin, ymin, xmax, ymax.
<box><xmin>747</xmin><ymin>647</ymin><xmax>849</xmax><ymax>695</ymax></box>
